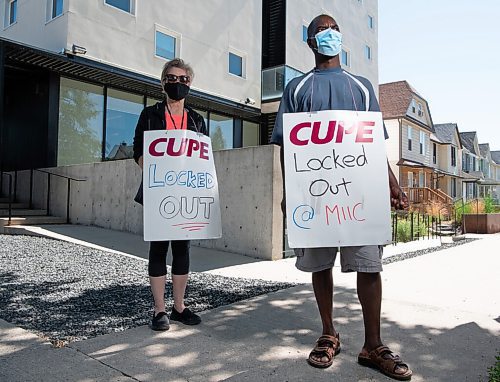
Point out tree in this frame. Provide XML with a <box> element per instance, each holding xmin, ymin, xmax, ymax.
<box><xmin>210</xmin><ymin>126</ymin><xmax>227</xmax><ymax>151</ymax></box>
<box><xmin>58</xmin><ymin>86</ymin><xmax>102</xmax><ymax>165</ymax></box>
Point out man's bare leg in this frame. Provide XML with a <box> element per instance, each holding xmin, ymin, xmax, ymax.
<box><xmin>358</xmin><ymin>272</ymin><xmax>409</xmax><ymax>377</ymax></box>
<box><xmin>357</xmin><ymin>272</ymin><xmax>383</xmax><ymax>351</ymax></box>
<box><xmin>310</xmin><ymin>268</ymin><xmax>337</xmax><ymax>364</ymax></box>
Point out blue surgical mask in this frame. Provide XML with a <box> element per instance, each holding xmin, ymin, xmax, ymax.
<box><xmin>314</xmin><ymin>28</ymin><xmax>342</xmax><ymax>57</ymax></box>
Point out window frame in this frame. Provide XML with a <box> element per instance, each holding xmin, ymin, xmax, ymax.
<box><xmin>228</xmin><ymin>50</ymin><xmax>246</xmax><ymax>79</ymax></box>
<box><xmin>432</xmin><ymin>142</ymin><xmax>437</xmax><ymax>164</ymax></box>
<box><xmin>451</xmin><ymin>146</ymin><xmax>456</xmax><ymax>167</ymax></box>
<box><xmin>407</xmin><ymin>126</ymin><xmax>412</xmax><ymax>151</ymax></box>
<box><xmin>364</xmin><ymin>45</ymin><xmax>372</xmax><ymax>61</ymax></box>
<box><xmin>7</xmin><ymin>0</ymin><xmax>17</xmax><ymax>26</ymax></box>
<box><xmin>341</xmin><ymin>48</ymin><xmax>350</xmax><ymax>67</ymax></box>
<box><xmin>103</xmin><ymin>0</ymin><xmax>135</xmax><ymax>15</ymax></box>
<box><xmin>368</xmin><ymin>15</ymin><xmax>374</xmax><ymax>29</ymax></box>
<box><xmin>417</xmin><ymin>102</ymin><xmax>423</xmax><ymax>117</ymax></box>
<box><xmin>154</xmin><ymin>26</ymin><xmax>180</xmax><ymax>61</ymax></box>
<box><xmin>47</xmin><ymin>0</ymin><xmax>64</xmax><ymax>21</ymax></box>
<box><xmin>419</xmin><ymin>130</ymin><xmax>425</xmax><ymax>155</ymax></box>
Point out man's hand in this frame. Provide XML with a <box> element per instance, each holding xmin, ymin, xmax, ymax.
<box><xmin>390</xmin><ymin>183</ymin><xmax>409</xmax><ymax>210</ymax></box>
<box><xmin>387</xmin><ymin>162</ymin><xmax>408</xmax><ymax>210</ymax></box>
<box><xmin>138</xmin><ymin>156</ymin><xmax>143</xmax><ymax>170</ymax></box>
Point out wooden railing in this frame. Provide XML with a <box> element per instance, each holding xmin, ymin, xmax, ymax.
<box><xmin>402</xmin><ymin>187</ymin><xmax>451</xmax><ymax>205</ymax></box>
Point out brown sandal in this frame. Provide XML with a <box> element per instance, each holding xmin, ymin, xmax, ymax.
<box><xmin>307</xmin><ymin>333</ymin><xmax>341</xmax><ymax>369</ymax></box>
<box><xmin>358</xmin><ymin>345</ymin><xmax>412</xmax><ymax>380</ymax></box>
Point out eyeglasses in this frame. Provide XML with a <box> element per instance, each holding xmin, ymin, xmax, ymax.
<box><xmin>164</xmin><ymin>74</ymin><xmax>191</xmax><ymax>84</ymax></box>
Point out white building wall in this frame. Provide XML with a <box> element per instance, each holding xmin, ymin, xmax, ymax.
<box><xmin>384</xmin><ymin>119</ymin><xmax>400</xmax><ymax>161</ymax></box>
<box><xmin>0</xmin><ymin>0</ymin><xmax>68</xmax><ymax>51</ymax></box>
<box><xmin>1</xmin><ymin>0</ymin><xmax>262</xmax><ymax>108</ymax></box>
<box><xmin>67</xmin><ymin>0</ymin><xmax>262</xmax><ymax>107</ymax></box>
<box><xmin>285</xmin><ymin>0</ymin><xmax>378</xmax><ymax>89</ymax></box>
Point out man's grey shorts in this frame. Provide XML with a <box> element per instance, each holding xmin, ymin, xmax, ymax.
<box><xmin>294</xmin><ymin>246</ymin><xmax>383</xmax><ymax>273</ymax></box>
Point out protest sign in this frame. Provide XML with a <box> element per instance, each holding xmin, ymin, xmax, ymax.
<box><xmin>143</xmin><ymin>129</ymin><xmax>222</xmax><ymax>241</ymax></box>
<box><xmin>283</xmin><ymin>110</ymin><xmax>391</xmax><ymax>247</ymax></box>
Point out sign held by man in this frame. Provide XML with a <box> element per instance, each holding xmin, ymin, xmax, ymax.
<box><xmin>283</xmin><ymin>110</ymin><xmax>392</xmax><ymax>247</ymax></box>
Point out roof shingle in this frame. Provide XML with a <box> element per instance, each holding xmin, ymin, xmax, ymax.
<box><xmin>459</xmin><ymin>132</ymin><xmax>478</xmax><ymax>155</ymax></box>
<box><xmin>434</xmin><ymin>123</ymin><xmax>459</xmax><ymax>145</ymax></box>
<box><xmin>379</xmin><ymin>81</ymin><xmax>414</xmax><ymax>119</ymax></box>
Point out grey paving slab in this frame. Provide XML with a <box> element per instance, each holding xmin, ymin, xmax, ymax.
<box><xmin>0</xmin><ymin>320</ymin><xmax>130</xmax><ymax>382</ymax></box>
<box><xmin>1</xmin><ymin>226</ymin><xmax>499</xmax><ymax>381</ymax></box>
<box><xmin>69</xmin><ymin>234</ymin><xmax>499</xmax><ymax>382</ymax></box>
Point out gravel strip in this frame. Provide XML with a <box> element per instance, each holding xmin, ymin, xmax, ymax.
<box><xmin>0</xmin><ymin>235</ymin><xmax>296</xmax><ymax>344</ymax></box>
<box><xmin>383</xmin><ymin>238</ymin><xmax>477</xmax><ymax>265</ymax></box>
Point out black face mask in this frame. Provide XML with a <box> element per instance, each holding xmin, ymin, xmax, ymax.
<box><xmin>164</xmin><ymin>82</ymin><xmax>190</xmax><ymax>101</ymax></box>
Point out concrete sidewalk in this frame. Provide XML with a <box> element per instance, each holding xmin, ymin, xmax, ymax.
<box><xmin>1</xmin><ymin>227</ymin><xmax>499</xmax><ymax>381</ymax></box>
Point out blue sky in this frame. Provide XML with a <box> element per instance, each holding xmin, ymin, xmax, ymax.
<box><xmin>378</xmin><ymin>0</ymin><xmax>500</xmax><ymax>150</ymax></box>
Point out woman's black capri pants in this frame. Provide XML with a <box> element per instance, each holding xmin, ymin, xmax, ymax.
<box><xmin>148</xmin><ymin>240</ymin><xmax>190</xmax><ymax>277</ymax></box>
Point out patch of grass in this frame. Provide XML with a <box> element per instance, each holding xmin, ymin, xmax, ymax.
<box><xmin>488</xmin><ymin>351</ymin><xmax>500</xmax><ymax>382</ymax></box>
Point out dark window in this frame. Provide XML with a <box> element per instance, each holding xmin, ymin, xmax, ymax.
<box><xmin>156</xmin><ymin>31</ymin><xmax>176</xmax><ymax>60</ymax></box>
<box><xmin>9</xmin><ymin>0</ymin><xmax>17</xmax><ymax>24</ymax></box>
<box><xmin>105</xmin><ymin>0</ymin><xmax>131</xmax><ymax>13</ymax></box>
<box><xmin>52</xmin><ymin>0</ymin><xmax>63</xmax><ymax>18</ymax></box>
<box><xmin>451</xmin><ymin>146</ymin><xmax>456</xmax><ymax>167</ymax></box>
<box><xmin>229</xmin><ymin>52</ymin><xmax>243</xmax><ymax>77</ymax></box>
<box><xmin>368</xmin><ymin>15</ymin><xmax>374</xmax><ymax>29</ymax></box>
<box><xmin>302</xmin><ymin>25</ymin><xmax>308</xmax><ymax>42</ymax></box>
<box><xmin>433</xmin><ymin>143</ymin><xmax>437</xmax><ymax>164</ymax></box>
<box><xmin>341</xmin><ymin>49</ymin><xmax>349</xmax><ymax>66</ymax></box>
<box><xmin>365</xmin><ymin>45</ymin><xmax>372</xmax><ymax>60</ymax></box>
<box><xmin>262</xmin><ymin>0</ymin><xmax>286</xmax><ymax>68</ymax></box>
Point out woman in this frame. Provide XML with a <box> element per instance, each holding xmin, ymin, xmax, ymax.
<box><xmin>133</xmin><ymin>58</ymin><xmax>208</xmax><ymax>331</ymax></box>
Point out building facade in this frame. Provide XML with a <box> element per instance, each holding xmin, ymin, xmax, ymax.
<box><xmin>261</xmin><ymin>0</ymin><xmax>378</xmax><ymax>139</ymax></box>
<box><xmin>1</xmin><ymin>0</ymin><xmax>379</xmax><ymax>172</ymax></box>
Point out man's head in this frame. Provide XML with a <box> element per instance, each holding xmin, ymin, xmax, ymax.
<box><xmin>307</xmin><ymin>14</ymin><xmax>342</xmax><ymax>58</ymax></box>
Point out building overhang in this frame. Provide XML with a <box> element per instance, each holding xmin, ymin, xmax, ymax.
<box><xmin>397</xmin><ymin>159</ymin><xmax>434</xmax><ymax>170</ymax></box>
<box><xmin>1</xmin><ymin>37</ymin><xmax>261</xmax><ymax>121</ymax></box>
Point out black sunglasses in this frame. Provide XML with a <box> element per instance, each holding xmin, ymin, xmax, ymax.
<box><xmin>164</xmin><ymin>74</ymin><xmax>191</xmax><ymax>84</ymax></box>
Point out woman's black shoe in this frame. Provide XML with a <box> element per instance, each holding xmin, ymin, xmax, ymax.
<box><xmin>151</xmin><ymin>311</ymin><xmax>170</xmax><ymax>331</ymax></box>
<box><xmin>170</xmin><ymin>307</ymin><xmax>201</xmax><ymax>325</ymax></box>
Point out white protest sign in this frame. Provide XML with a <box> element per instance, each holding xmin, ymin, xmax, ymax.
<box><xmin>283</xmin><ymin>110</ymin><xmax>391</xmax><ymax>247</ymax></box>
<box><xmin>143</xmin><ymin>129</ymin><xmax>222</xmax><ymax>241</ymax></box>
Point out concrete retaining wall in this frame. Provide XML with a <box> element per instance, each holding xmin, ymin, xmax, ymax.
<box><xmin>5</xmin><ymin>145</ymin><xmax>284</xmax><ymax>260</ymax></box>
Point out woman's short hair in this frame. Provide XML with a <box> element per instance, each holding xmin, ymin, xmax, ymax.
<box><xmin>160</xmin><ymin>58</ymin><xmax>194</xmax><ymax>83</ymax></box>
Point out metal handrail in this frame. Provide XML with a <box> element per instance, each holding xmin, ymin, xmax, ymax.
<box><xmin>31</xmin><ymin>169</ymin><xmax>86</xmax><ymax>224</ymax></box>
<box><xmin>1</xmin><ymin>172</ymin><xmax>13</xmax><ymax>225</ymax></box>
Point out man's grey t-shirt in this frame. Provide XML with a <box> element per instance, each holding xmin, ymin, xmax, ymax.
<box><xmin>271</xmin><ymin>66</ymin><xmax>388</xmax><ymax>146</ymax></box>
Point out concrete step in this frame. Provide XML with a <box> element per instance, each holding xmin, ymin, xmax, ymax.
<box><xmin>0</xmin><ymin>202</ymin><xmax>30</xmax><ymax>209</ymax></box>
<box><xmin>0</xmin><ymin>209</ymin><xmax>47</xmax><ymax>217</ymax></box>
<box><xmin>0</xmin><ymin>216</ymin><xmax>66</xmax><ymax>228</ymax></box>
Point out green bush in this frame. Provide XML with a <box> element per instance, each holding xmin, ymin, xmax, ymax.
<box><xmin>484</xmin><ymin>195</ymin><xmax>495</xmax><ymax>214</ymax></box>
<box><xmin>394</xmin><ymin>214</ymin><xmax>428</xmax><ymax>243</ymax></box>
<box><xmin>488</xmin><ymin>352</ymin><xmax>500</xmax><ymax>382</ymax></box>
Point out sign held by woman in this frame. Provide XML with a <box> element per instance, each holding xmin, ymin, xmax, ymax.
<box><xmin>143</xmin><ymin>129</ymin><xmax>222</xmax><ymax>241</ymax></box>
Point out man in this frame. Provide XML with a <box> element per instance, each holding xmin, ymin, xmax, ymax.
<box><xmin>271</xmin><ymin>15</ymin><xmax>412</xmax><ymax>381</ymax></box>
